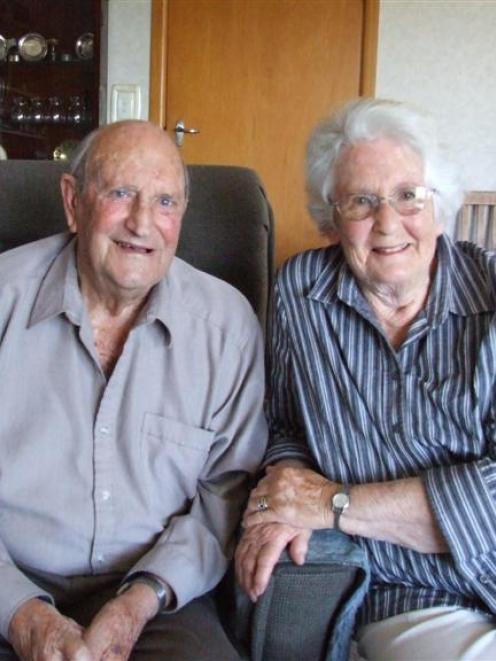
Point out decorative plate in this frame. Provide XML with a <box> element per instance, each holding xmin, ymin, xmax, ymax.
<box><xmin>18</xmin><ymin>33</ymin><xmax>47</xmax><ymax>61</ymax></box>
<box><xmin>75</xmin><ymin>32</ymin><xmax>94</xmax><ymax>60</ymax></box>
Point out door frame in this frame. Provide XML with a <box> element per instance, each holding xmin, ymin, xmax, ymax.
<box><xmin>148</xmin><ymin>0</ymin><xmax>380</xmax><ymax>126</ymax></box>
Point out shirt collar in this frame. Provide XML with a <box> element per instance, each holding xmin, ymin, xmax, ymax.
<box><xmin>307</xmin><ymin>235</ymin><xmax>495</xmax><ymax>323</ymax></box>
<box><xmin>29</xmin><ymin>235</ymin><xmax>173</xmax><ymax>344</ymax></box>
<box><xmin>437</xmin><ymin>234</ymin><xmax>496</xmax><ymax>317</ymax></box>
<box><xmin>307</xmin><ymin>247</ymin><xmax>371</xmax><ymax>317</ymax></box>
<box><xmin>29</xmin><ymin>236</ymin><xmax>83</xmax><ymax>327</ymax></box>
<box><xmin>134</xmin><ymin>275</ymin><xmax>172</xmax><ymax>344</ymax></box>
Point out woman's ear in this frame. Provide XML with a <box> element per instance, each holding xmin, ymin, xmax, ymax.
<box><xmin>325</xmin><ymin>229</ymin><xmax>341</xmax><ymax>246</ymax></box>
<box><xmin>60</xmin><ymin>174</ymin><xmax>79</xmax><ymax>234</ymax></box>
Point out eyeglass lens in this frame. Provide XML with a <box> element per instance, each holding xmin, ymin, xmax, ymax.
<box><xmin>336</xmin><ymin>186</ymin><xmax>431</xmax><ymax>221</ymax></box>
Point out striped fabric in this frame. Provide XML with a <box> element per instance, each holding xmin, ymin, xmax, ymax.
<box><xmin>265</xmin><ymin>234</ymin><xmax>496</xmax><ymax>624</ymax></box>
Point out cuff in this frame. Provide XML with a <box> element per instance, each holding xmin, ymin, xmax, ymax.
<box><xmin>0</xmin><ymin>569</ymin><xmax>53</xmax><ymax>640</ymax></box>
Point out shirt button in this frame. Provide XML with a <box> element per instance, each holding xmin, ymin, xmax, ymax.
<box><xmin>99</xmin><ymin>426</ymin><xmax>110</xmax><ymax>435</ymax></box>
<box><xmin>101</xmin><ymin>490</ymin><xmax>111</xmax><ymax>501</ymax></box>
<box><xmin>392</xmin><ymin>423</ymin><xmax>402</xmax><ymax>435</ymax></box>
<box><xmin>479</xmin><ymin>574</ymin><xmax>490</xmax><ymax>584</ymax></box>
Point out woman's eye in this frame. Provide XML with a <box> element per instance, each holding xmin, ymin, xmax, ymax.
<box><xmin>399</xmin><ymin>188</ymin><xmax>416</xmax><ymax>201</ymax></box>
<box><xmin>353</xmin><ymin>195</ymin><xmax>371</xmax><ymax>206</ymax></box>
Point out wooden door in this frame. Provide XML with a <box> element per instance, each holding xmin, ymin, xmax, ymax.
<box><xmin>150</xmin><ymin>0</ymin><xmax>378</xmax><ymax>265</ymax></box>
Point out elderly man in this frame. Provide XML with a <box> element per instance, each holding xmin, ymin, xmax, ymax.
<box><xmin>236</xmin><ymin>99</ymin><xmax>496</xmax><ymax>660</ymax></box>
<box><xmin>0</xmin><ymin>120</ymin><xmax>266</xmax><ymax>660</ymax></box>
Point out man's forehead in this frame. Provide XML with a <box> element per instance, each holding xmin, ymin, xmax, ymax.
<box><xmin>89</xmin><ymin>137</ymin><xmax>185</xmax><ymax>189</ymax></box>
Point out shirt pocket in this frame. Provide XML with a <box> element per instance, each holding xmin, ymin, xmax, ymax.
<box><xmin>141</xmin><ymin>413</ymin><xmax>215</xmax><ymax>502</ymax></box>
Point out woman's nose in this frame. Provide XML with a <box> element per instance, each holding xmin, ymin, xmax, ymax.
<box><xmin>372</xmin><ymin>197</ymin><xmax>400</xmax><ymax>232</ymax></box>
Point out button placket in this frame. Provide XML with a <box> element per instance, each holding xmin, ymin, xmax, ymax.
<box><xmin>92</xmin><ymin>391</ymin><xmax>117</xmax><ymax>572</ymax></box>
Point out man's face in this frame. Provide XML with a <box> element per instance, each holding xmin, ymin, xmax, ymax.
<box><xmin>63</xmin><ymin>123</ymin><xmax>187</xmax><ymax>305</ymax></box>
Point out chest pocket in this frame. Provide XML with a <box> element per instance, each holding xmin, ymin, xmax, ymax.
<box><xmin>141</xmin><ymin>413</ymin><xmax>215</xmax><ymax>501</ymax></box>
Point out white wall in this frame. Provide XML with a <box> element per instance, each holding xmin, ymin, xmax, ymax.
<box><xmin>376</xmin><ymin>0</ymin><xmax>496</xmax><ymax>192</ymax></box>
<box><xmin>106</xmin><ymin>0</ymin><xmax>151</xmax><ymax>122</ymax></box>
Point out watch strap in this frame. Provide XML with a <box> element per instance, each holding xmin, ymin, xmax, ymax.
<box><xmin>117</xmin><ymin>572</ymin><xmax>169</xmax><ymax>610</ymax></box>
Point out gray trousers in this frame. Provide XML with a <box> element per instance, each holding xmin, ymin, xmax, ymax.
<box><xmin>1</xmin><ymin>571</ymin><xmax>240</xmax><ymax>660</ymax></box>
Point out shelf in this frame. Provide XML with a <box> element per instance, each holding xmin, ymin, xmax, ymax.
<box><xmin>0</xmin><ymin>58</ymin><xmax>95</xmax><ymax>67</ymax></box>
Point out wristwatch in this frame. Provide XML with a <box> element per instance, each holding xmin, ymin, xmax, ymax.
<box><xmin>331</xmin><ymin>486</ymin><xmax>350</xmax><ymax>531</ymax></box>
<box><xmin>116</xmin><ymin>572</ymin><xmax>169</xmax><ymax>610</ymax></box>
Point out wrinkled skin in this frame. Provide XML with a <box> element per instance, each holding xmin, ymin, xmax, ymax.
<box><xmin>9</xmin><ymin>583</ymin><xmax>158</xmax><ymax>661</ymax></box>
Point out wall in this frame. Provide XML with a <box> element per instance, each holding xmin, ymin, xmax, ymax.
<box><xmin>376</xmin><ymin>0</ymin><xmax>496</xmax><ymax>192</ymax></box>
<box><xmin>106</xmin><ymin>0</ymin><xmax>151</xmax><ymax>122</ymax></box>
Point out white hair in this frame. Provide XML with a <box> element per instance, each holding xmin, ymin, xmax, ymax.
<box><xmin>306</xmin><ymin>98</ymin><xmax>463</xmax><ymax>234</ymax></box>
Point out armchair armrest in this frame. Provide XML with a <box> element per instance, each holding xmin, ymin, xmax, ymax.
<box><xmin>224</xmin><ymin>529</ymin><xmax>369</xmax><ymax>661</ymax></box>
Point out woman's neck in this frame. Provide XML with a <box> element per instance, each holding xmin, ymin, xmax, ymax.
<box><xmin>363</xmin><ymin>279</ymin><xmax>431</xmax><ymax>349</ymax></box>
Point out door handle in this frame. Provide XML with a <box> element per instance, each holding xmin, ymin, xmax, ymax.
<box><xmin>174</xmin><ymin>119</ymin><xmax>199</xmax><ymax>146</ymax></box>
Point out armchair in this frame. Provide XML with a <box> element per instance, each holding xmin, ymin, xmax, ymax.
<box><xmin>0</xmin><ymin>159</ymin><xmax>368</xmax><ymax>660</ymax></box>
<box><xmin>454</xmin><ymin>191</ymin><xmax>496</xmax><ymax>250</ymax></box>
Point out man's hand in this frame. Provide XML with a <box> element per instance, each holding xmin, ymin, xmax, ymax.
<box><xmin>235</xmin><ymin>522</ymin><xmax>312</xmax><ymax>602</ymax></box>
<box><xmin>83</xmin><ymin>583</ymin><xmax>159</xmax><ymax>660</ymax></box>
<box><xmin>243</xmin><ymin>465</ymin><xmax>335</xmax><ymax>530</ymax></box>
<box><xmin>9</xmin><ymin>598</ymin><xmax>93</xmax><ymax>661</ymax></box>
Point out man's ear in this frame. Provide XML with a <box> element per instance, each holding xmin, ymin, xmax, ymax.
<box><xmin>60</xmin><ymin>174</ymin><xmax>79</xmax><ymax>234</ymax></box>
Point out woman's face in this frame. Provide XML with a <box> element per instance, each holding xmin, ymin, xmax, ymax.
<box><xmin>330</xmin><ymin>138</ymin><xmax>442</xmax><ymax>297</ymax></box>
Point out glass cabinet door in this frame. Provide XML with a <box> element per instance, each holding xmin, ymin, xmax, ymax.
<box><xmin>0</xmin><ymin>0</ymin><xmax>105</xmax><ymax>160</ymax></box>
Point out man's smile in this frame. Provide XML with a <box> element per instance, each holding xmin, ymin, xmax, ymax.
<box><xmin>114</xmin><ymin>240</ymin><xmax>154</xmax><ymax>255</ymax></box>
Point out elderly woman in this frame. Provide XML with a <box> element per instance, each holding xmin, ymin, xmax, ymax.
<box><xmin>235</xmin><ymin>98</ymin><xmax>496</xmax><ymax>659</ymax></box>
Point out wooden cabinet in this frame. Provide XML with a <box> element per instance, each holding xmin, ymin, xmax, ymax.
<box><xmin>0</xmin><ymin>0</ymin><xmax>106</xmax><ymax>160</ymax></box>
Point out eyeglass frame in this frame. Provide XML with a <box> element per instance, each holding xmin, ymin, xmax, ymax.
<box><xmin>328</xmin><ymin>185</ymin><xmax>437</xmax><ymax>222</ymax></box>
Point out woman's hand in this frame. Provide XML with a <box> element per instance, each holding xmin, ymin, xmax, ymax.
<box><xmin>235</xmin><ymin>522</ymin><xmax>312</xmax><ymax>602</ymax></box>
<box><xmin>242</xmin><ymin>465</ymin><xmax>336</xmax><ymax>530</ymax></box>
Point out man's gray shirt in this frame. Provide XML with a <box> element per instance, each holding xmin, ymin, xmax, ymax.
<box><xmin>0</xmin><ymin>233</ymin><xmax>267</xmax><ymax>638</ymax></box>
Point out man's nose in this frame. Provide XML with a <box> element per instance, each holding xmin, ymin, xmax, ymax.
<box><xmin>126</xmin><ymin>197</ymin><xmax>152</xmax><ymax>236</ymax></box>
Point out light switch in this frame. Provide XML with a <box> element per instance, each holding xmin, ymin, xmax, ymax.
<box><xmin>110</xmin><ymin>84</ymin><xmax>141</xmax><ymax>122</ymax></box>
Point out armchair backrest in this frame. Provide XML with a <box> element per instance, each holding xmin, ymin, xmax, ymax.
<box><xmin>454</xmin><ymin>191</ymin><xmax>496</xmax><ymax>250</ymax></box>
<box><xmin>0</xmin><ymin>161</ymin><xmax>274</xmax><ymax>329</ymax></box>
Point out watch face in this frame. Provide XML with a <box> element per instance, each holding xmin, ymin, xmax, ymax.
<box><xmin>333</xmin><ymin>492</ymin><xmax>350</xmax><ymax>510</ymax></box>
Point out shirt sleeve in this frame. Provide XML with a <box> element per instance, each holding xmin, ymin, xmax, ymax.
<box><xmin>424</xmin><ymin>454</ymin><xmax>496</xmax><ymax>613</ymax></box>
<box><xmin>124</xmin><ymin>312</ymin><xmax>268</xmax><ymax>608</ymax></box>
<box><xmin>264</xmin><ymin>279</ymin><xmax>316</xmax><ymax>467</ymax></box>
<box><xmin>0</xmin><ymin>543</ymin><xmax>54</xmax><ymax>639</ymax></box>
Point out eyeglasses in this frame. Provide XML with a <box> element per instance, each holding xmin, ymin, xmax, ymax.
<box><xmin>330</xmin><ymin>186</ymin><xmax>435</xmax><ymax>222</ymax></box>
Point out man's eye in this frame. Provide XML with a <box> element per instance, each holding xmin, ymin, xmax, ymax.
<box><xmin>109</xmin><ymin>188</ymin><xmax>132</xmax><ymax>199</ymax></box>
<box><xmin>158</xmin><ymin>196</ymin><xmax>175</xmax><ymax>208</ymax></box>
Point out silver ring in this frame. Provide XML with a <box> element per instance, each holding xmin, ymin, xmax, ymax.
<box><xmin>256</xmin><ymin>496</ymin><xmax>269</xmax><ymax>512</ymax></box>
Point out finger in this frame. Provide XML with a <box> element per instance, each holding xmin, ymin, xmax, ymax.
<box><xmin>234</xmin><ymin>539</ymin><xmax>257</xmax><ymax>597</ymax></box>
<box><xmin>61</xmin><ymin>638</ymin><xmax>94</xmax><ymax>661</ymax></box>
<box><xmin>245</xmin><ymin>490</ymin><xmax>270</xmax><ymax>514</ymax></box>
<box><xmin>251</xmin><ymin>538</ymin><xmax>286</xmax><ymax>598</ymax></box>
<box><xmin>287</xmin><ymin>531</ymin><xmax>310</xmax><ymax>565</ymax></box>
